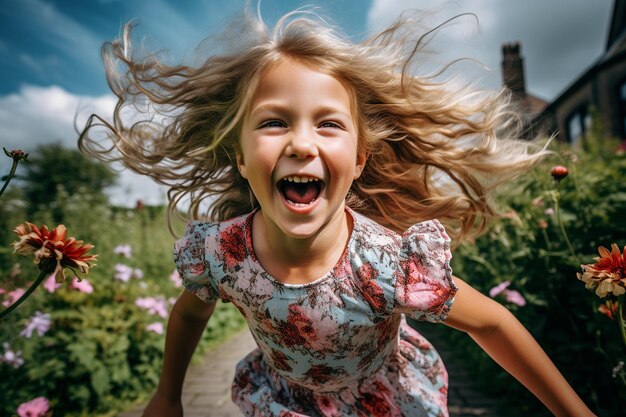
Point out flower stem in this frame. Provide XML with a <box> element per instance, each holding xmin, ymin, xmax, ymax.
<box><xmin>0</xmin><ymin>270</ymin><xmax>47</xmax><ymax>320</ymax></box>
<box><xmin>0</xmin><ymin>158</ymin><xmax>19</xmax><ymax>198</ymax></box>
<box><xmin>553</xmin><ymin>189</ymin><xmax>577</xmax><ymax>259</ymax></box>
<box><xmin>619</xmin><ymin>299</ymin><xmax>626</xmax><ymax>351</ymax></box>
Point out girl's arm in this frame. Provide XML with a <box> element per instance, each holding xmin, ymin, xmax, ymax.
<box><xmin>142</xmin><ymin>290</ymin><xmax>217</xmax><ymax>417</ymax></box>
<box><xmin>444</xmin><ymin>276</ymin><xmax>596</xmax><ymax>417</ymax></box>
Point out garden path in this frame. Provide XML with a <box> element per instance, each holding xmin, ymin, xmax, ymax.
<box><xmin>117</xmin><ymin>323</ymin><xmax>502</xmax><ymax>417</ymax></box>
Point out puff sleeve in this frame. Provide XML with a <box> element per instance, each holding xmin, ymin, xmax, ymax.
<box><xmin>174</xmin><ymin>221</ymin><xmax>220</xmax><ymax>304</ymax></box>
<box><xmin>394</xmin><ymin>219</ymin><xmax>458</xmax><ymax>322</ymax></box>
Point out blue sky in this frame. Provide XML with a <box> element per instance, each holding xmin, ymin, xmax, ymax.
<box><xmin>0</xmin><ymin>0</ymin><xmax>370</xmax><ymax>96</ymax></box>
<box><xmin>0</xmin><ymin>0</ymin><xmax>614</xmax><ymax>205</ymax></box>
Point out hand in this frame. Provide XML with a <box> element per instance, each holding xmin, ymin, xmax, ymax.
<box><xmin>141</xmin><ymin>391</ymin><xmax>183</xmax><ymax>417</ymax></box>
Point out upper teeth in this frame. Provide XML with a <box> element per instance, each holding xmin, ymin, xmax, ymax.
<box><xmin>283</xmin><ymin>176</ymin><xmax>319</xmax><ymax>183</ymax></box>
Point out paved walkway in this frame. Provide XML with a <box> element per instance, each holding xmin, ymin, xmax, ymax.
<box><xmin>118</xmin><ymin>329</ymin><xmax>255</xmax><ymax>417</ymax></box>
<box><xmin>410</xmin><ymin>320</ymin><xmax>501</xmax><ymax>417</ymax></box>
<box><xmin>118</xmin><ymin>323</ymin><xmax>502</xmax><ymax>417</ymax></box>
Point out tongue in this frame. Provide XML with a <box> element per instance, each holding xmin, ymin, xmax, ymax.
<box><xmin>282</xmin><ymin>182</ymin><xmax>319</xmax><ymax>204</ymax></box>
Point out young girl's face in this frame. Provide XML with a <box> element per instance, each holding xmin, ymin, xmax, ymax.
<box><xmin>237</xmin><ymin>58</ymin><xmax>365</xmax><ymax>240</ymax></box>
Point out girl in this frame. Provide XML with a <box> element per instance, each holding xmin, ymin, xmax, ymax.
<box><xmin>79</xmin><ymin>9</ymin><xmax>596</xmax><ymax>417</ymax></box>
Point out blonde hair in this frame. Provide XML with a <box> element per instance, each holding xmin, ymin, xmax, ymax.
<box><xmin>78</xmin><ymin>10</ymin><xmax>548</xmax><ymax>242</ymax></box>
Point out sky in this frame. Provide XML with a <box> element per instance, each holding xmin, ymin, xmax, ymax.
<box><xmin>0</xmin><ymin>0</ymin><xmax>615</xmax><ymax>206</ymax></box>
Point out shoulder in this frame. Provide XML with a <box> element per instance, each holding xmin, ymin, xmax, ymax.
<box><xmin>349</xmin><ymin>208</ymin><xmax>401</xmax><ymax>252</ymax></box>
<box><xmin>349</xmin><ymin>209</ymin><xmax>450</xmax><ymax>256</ymax></box>
<box><xmin>400</xmin><ymin>219</ymin><xmax>451</xmax><ymax>260</ymax></box>
<box><xmin>174</xmin><ymin>212</ymin><xmax>251</xmax><ymax>262</ymax></box>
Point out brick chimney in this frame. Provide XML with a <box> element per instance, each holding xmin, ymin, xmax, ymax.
<box><xmin>502</xmin><ymin>42</ymin><xmax>526</xmax><ymax>97</ymax></box>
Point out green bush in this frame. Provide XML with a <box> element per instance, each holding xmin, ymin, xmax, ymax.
<box><xmin>0</xmin><ymin>192</ymin><xmax>246</xmax><ymax>416</ymax></box>
<box><xmin>448</xmin><ymin>136</ymin><xmax>626</xmax><ymax>416</ymax></box>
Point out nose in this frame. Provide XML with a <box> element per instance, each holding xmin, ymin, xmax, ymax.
<box><xmin>286</xmin><ymin>127</ymin><xmax>318</xmax><ymax>159</ymax></box>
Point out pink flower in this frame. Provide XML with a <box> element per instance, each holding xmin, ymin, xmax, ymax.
<box><xmin>113</xmin><ymin>244</ymin><xmax>132</xmax><ymax>258</ymax></box>
<box><xmin>135</xmin><ymin>296</ymin><xmax>169</xmax><ymax>318</ymax></box>
<box><xmin>501</xmin><ymin>211</ymin><xmax>518</xmax><ymax>219</ymax></box>
<box><xmin>43</xmin><ymin>274</ymin><xmax>61</xmax><ymax>293</ymax></box>
<box><xmin>133</xmin><ymin>268</ymin><xmax>144</xmax><ymax>279</ymax></box>
<box><xmin>146</xmin><ymin>322</ymin><xmax>164</xmax><ymax>334</ymax></box>
<box><xmin>503</xmin><ymin>289</ymin><xmax>526</xmax><ymax>306</ymax></box>
<box><xmin>69</xmin><ymin>277</ymin><xmax>93</xmax><ymax>293</ymax></box>
<box><xmin>10</xmin><ymin>263</ymin><xmax>21</xmax><ymax>278</ymax></box>
<box><xmin>1</xmin><ymin>343</ymin><xmax>24</xmax><ymax>368</ymax></box>
<box><xmin>114</xmin><ymin>263</ymin><xmax>133</xmax><ymax>282</ymax></box>
<box><xmin>20</xmin><ymin>311</ymin><xmax>52</xmax><ymax>338</ymax></box>
<box><xmin>17</xmin><ymin>396</ymin><xmax>49</xmax><ymax>417</ymax></box>
<box><xmin>2</xmin><ymin>288</ymin><xmax>26</xmax><ymax>307</ymax></box>
<box><xmin>170</xmin><ymin>270</ymin><xmax>182</xmax><ymax>288</ymax></box>
<box><xmin>489</xmin><ymin>281</ymin><xmax>526</xmax><ymax>306</ymax></box>
<box><xmin>544</xmin><ymin>208</ymin><xmax>554</xmax><ymax>216</ymax></box>
<box><xmin>489</xmin><ymin>281</ymin><xmax>511</xmax><ymax>298</ymax></box>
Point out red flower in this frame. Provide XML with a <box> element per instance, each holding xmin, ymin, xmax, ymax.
<box><xmin>550</xmin><ymin>165</ymin><xmax>568</xmax><ymax>181</ymax></box>
<box><xmin>219</xmin><ymin>224</ymin><xmax>246</xmax><ymax>268</ymax></box>
<box><xmin>598</xmin><ymin>301</ymin><xmax>619</xmax><ymax>320</ymax></box>
<box><xmin>12</xmin><ymin>223</ymin><xmax>97</xmax><ymax>282</ymax></box>
<box><xmin>577</xmin><ymin>244</ymin><xmax>626</xmax><ymax>297</ymax></box>
<box><xmin>3</xmin><ymin>147</ymin><xmax>29</xmax><ymax>161</ymax></box>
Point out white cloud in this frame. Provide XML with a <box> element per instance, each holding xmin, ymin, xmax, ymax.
<box><xmin>0</xmin><ymin>84</ymin><xmax>167</xmax><ymax>207</ymax></box>
<box><xmin>366</xmin><ymin>0</ymin><xmax>499</xmax><ymax>90</ymax></box>
<box><xmin>365</xmin><ymin>0</ymin><xmax>611</xmax><ymax>100</ymax></box>
<box><xmin>367</xmin><ymin>0</ymin><xmax>495</xmax><ymax>36</ymax></box>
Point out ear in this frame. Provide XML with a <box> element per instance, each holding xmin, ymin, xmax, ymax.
<box><xmin>353</xmin><ymin>150</ymin><xmax>367</xmax><ymax>180</ymax></box>
<box><xmin>236</xmin><ymin>153</ymin><xmax>248</xmax><ymax>179</ymax></box>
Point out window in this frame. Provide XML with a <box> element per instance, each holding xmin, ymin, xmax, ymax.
<box><xmin>566</xmin><ymin>106</ymin><xmax>592</xmax><ymax>145</ymax></box>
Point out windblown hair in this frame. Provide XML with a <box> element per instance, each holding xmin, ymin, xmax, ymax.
<box><xmin>78</xmin><ymin>9</ymin><xmax>548</xmax><ymax>242</ymax></box>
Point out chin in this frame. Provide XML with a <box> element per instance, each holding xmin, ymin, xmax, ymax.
<box><xmin>277</xmin><ymin>221</ymin><xmax>325</xmax><ymax>240</ymax></box>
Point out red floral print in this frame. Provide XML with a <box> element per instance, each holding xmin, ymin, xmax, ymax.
<box><xmin>356</xmin><ymin>262</ymin><xmax>387</xmax><ymax>313</ymax></box>
<box><xmin>276</xmin><ymin>304</ymin><xmax>316</xmax><ymax>348</ymax></box>
<box><xmin>220</xmin><ymin>223</ymin><xmax>246</xmax><ymax>268</ymax></box>
<box><xmin>269</xmin><ymin>349</ymin><xmax>293</xmax><ymax>372</ymax></box>
<box><xmin>177</xmin><ymin>209</ymin><xmax>455</xmax><ymax>416</ymax></box>
<box><xmin>304</xmin><ymin>364</ymin><xmax>339</xmax><ymax>385</ymax></box>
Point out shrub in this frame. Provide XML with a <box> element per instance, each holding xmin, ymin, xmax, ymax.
<box><xmin>0</xmin><ymin>194</ymin><xmax>246</xmax><ymax>416</ymax></box>
<box><xmin>448</xmin><ymin>136</ymin><xmax>626</xmax><ymax>416</ymax></box>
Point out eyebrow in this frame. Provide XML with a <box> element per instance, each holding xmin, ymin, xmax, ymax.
<box><xmin>249</xmin><ymin>103</ymin><xmax>352</xmax><ymax>119</ymax></box>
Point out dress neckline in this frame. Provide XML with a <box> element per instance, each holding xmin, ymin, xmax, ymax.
<box><xmin>243</xmin><ymin>207</ymin><xmax>358</xmax><ymax>288</ymax></box>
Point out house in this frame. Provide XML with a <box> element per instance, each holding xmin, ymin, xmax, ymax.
<box><xmin>501</xmin><ymin>42</ymin><xmax>548</xmax><ymax>132</ymax></box>
<box><xmin>506</xmin><ymin>0</ymin><xmax>626</xmax><ymax>144</ymax></box>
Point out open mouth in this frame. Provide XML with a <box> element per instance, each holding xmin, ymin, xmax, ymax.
<box><xmin>277</xmin><ymin>176</ymin><xmax>324</xmax><ymax>206</ymax></box>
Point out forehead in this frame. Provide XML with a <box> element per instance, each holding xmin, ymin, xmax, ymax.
<box><xmin>247</xmin><ymin>58</ymin><xmax>356</xmax><ymax>116</ymax></box>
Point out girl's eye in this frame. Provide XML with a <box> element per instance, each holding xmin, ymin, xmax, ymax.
<box><xmin>318</xmin><ymin>121</ymin><xmax>342</xmax><ymax>129</ymax></box>
<box><xmin>259</xmin><ymin>120</ymin><xmax>286</xmax><ymax>129</ymax></box>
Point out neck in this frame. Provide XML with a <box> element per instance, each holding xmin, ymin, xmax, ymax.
<box><xmin>251</xmin><ymin>207</ymin><xmax>351</xmax><ymax>284</ymax></box>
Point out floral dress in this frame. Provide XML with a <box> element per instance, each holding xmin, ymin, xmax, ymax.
<box><xmin>175</xmin><ymin>207</ymin><xmax>458</xmax><ymax>417</ymax></box>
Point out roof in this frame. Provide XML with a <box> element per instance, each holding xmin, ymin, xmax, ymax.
<box><xmin>606</xmin><ymin>0</ymin><xmax>626</xmax><ymax>50</ymax></box>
